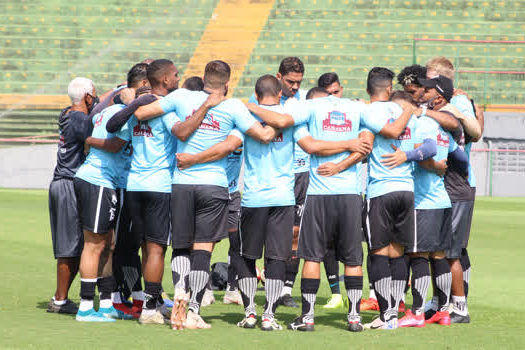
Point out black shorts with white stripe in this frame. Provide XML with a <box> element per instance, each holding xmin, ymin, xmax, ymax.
<box><xmin>127</xmin><ymin>190</ymin><xmax>171</xmax><ymax>246</ymax></box>
<box><xmin>446</xmin><ymin>197</ymin><xmax>474</xmax><ymax>259</ymax></box>
<box><xmin>298</xmin><ymin>194</ymin><xmax>363</xmax><ymax>266</ymax></box>
<box><xmin>293</xmin><ymin>171</ymin><xmax>309</xmax><ymax>226</ymax></box>
<box><xmin>406</xmin><ymin>208</ymin><xmax>452</xmax><ymax>253</ymax></box>
<box><xmin>73</xmin><ymin>177</ymin><xmax>118</xmax><ymax>234</ymax></box>
<box><xmin>171</xmin><ymin>184</ymin><xmax>229</xmax><ymax>249</ymax></box>
<box><xmin>365</xmin><ymin>191</ymin><xmax>415</xmax><ymax>251</ymax></box>
<box><xmin>240</xmin><ymin>205</ymin><xmax>294</xmax><ymax>261</ymax></box>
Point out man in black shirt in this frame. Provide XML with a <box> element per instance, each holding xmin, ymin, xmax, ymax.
<box><xmin>47</xmin><ymin>77</ymin><xmax>98</xmax><ymax>314</ymax></box>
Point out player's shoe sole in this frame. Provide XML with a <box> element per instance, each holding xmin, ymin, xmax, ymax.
<box><xmin>76</xmin><ymin>309</ymin><xmax>116</xmax><ymax>322</ymax></box>
<box><xmin>450</xmin><ymin>312</ymin><xmax>471</xmax><ymax>324</ymax></box>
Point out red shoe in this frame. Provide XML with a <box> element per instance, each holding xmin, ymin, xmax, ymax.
<box><xmin>425</xmin><ymin>310</ymin><xmax>451</xmax><ymax>325</ymax></box>
<box><xmin>360</xmin><ymin>298</ymin><xmax>379</xmax><ymax>311</ymax></box>
<box><xmin>398</xmin><ymin>301</ymin><xmax>406</xmax><ymax>313</ymax></box>
<box><xmin>113</xmin><ymin>302</ymin><xmax>140</xmax><ymax>319</ymax></box>
<box><xmin>131</xmin><ymin>299</ymin><xmax>143</xmax><ymax>315</ymax></box>
<box><xmin>399</xmin><ymin>310</ymin><xmax>425</xmax><ymax>328</ymax></box>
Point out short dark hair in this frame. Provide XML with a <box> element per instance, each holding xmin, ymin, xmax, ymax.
<box><xmin>306</xmin><ymin>87</ymin><xmax>328</xmax><ymax>100</ymax></box>
<box><xmin>147</xmin><ymin>59</ymin><xmax>175</xmax><ymax>87</ymax></box>
<box><xmin>397</xmin><ymin>65</ymin><xmax>427</xmax><ymax>87</ymax></box>
<box><xmin>182</xmin><ymin>76</ymin><xmax>204</xmax><ymax>91</ymax></box>
<box><xmin>278</xmin><ymin>57</ymin><xmax>304</xmax><ymax>76</ymax></box>
<box><xmin>127</xmin><ymin>63</ymin><xmax>149</xmax><ymax>88</ymax></box>
<box><xmin>390</xmin><ymin>90</ymin><xmax>417</xmax><ymax>106</ymax></box>
<box><xmin>255</xmin><ymin>74</ymin><xmax>281</xmax><ymax>98</ymax></box>
<box><xmin>203</xmin><ymin>60</ymin><xmax>231</xmax><ymax>88</ymax></box>
<box><xmin>367</xmin><ymin>67</ymin><xmax>394</xmax><ymax>96</ymax></box>
<box><xmin>318</xmin><ymin>72</ymin><xmax>340</xmax><ymax>88</ymax></box>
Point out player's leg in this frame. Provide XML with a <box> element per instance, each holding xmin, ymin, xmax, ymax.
<box><xmin>288</xmin><ymin>260</ymin><xmax>319</xmax><ymax>331</ymax></box>
<box><xmin>322</xmin><ymin>246</ymin><xmax>344</xmax><ymax>309</ymax></box>
<box><xmin>48</xmin><ymin>178</ymin><xmax>82</xmax><ymax>314</ymax></box>
<box><xmin>224</xmin><ymin>191</ymin><xmax>243</xmax><ymax>305</ymax></box>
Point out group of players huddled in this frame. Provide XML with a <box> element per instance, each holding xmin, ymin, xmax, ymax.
<box><xmin>47</xmin><ymin>55</ymin><xmax>483</xmax><ymax>332</ymax></box>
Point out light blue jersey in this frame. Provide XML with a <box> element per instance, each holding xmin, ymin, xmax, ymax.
<box><xmin>159</xmin><ymin>89</ymin><xmax>257</xmax><ymax>188</ymax></box>
<box><xmin>241</xmin><ymin>104</ymin><xmax>302</xmax><ymax>207</ymax></box>
<box><xmin>125</xmin><ymin>110</ymin><xmax>178</xmax><ymax>193</ymax></box>
<box><xmin>226</xmin><ymin>129</ymin><xmax>244</xmax><ymax>193</ymax></box>
<box><xmin>249</xmin><ymin>89</ymin><xmax>309</xmax><ymax>173</ymax></box>
<box><xmin>294</xmin><ymin>96</ymin><xmax>366</xmax><ymax>195</ymax></box>
<box><xmin>413</xmin><ymin>116</ymin><xmax>457</xmax><ymax>209</ymax></box>
<box><xmin>75</xmin><ymin>104</ymin><xmax>129</xmax><ymax>189</ymax></box>
<box><xmin>362</xmin><ymin>101</ymin><xmax>417</xmax><ymax>199</ymax></box>
<box><xmin>450</xmin><ymin>94</ymin><xmax>476</xmax><ymax>187</ymax></box>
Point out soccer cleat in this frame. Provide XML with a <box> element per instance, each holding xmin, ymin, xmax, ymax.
<box><xmin>278</xmin><ymin>294</ymin><xmax>298</xmax><ymax>308</ymax></box>
<box><xmin>398</xmin><ymin>301</ymin><xmax>406</xmax><ymax>313</ymax></box>
<box><xmin>237</xmin><ymin>314</ymin><xmax>257</xmax><ymax>329</ymax></box>
<box><xmin>322</xmin><ymin>293</ymin><xmax>344</xmax><ymax>309</ymax></box>
<box><xmin>223</xmin><ymin>289</ymin><xmax>243</xmax><ymax>305</ymax></box>
<box><xmin>99</xmin><ymin>306</ymin><xmax>134</xmax><ymax>320</ymax></box>
<box><xmin>424</xmin><ymin>308</ymin><xmax>437</xmax><ymax>321</ymax></box>
<box><xmin>157</xmin><ymin>301</ymin><xmax>172</xmax><ymax>319</ymax></box>
<box><xmin>139</xmin><ymin>309</ymin><xmax>170</xmax><ymax>325</ymax></box>
<box><xmin>47</xmin><ymin>298</ymin><xmax>79</xmax><ymax>314</ymax></box>
<box><xmin>171</xmin><ymin>288</ymin><xmax>189</xmax><ymax>330</ymax></box>
<box><xmin>261</xmin><ymin>317</ymin><xmax>283</xmax><ymax>331</ymax></box>
<box><xmin>450</xmin><ymin>311</ymin><xmax>471</xmax><ymax>324</ymax></box>
<box><xmin>425</xmin><ymin>310</ymin><xmax>451</xmax><ymax>325</ymax></box>
<box><xmin>131</xmin><ymin>299</ymin><xmax>144</xmax><ymax>315</ymax></box>
<box><xmin>288</xmin><ymin>315</ymin><xmax>314</xmax><ymax>332</ymax></box>
<box><xmin>184</xmin><ymin>310</ymin><xmax>211</xmax><ymax>329</ymax></box>
<box><xmin>347</xmin><ymin>320</ymin><xmax>364</xmax><ymax>332</ymax></box>
<box><xmin>162</xmin><ymin>292</ymin><xmax>174</xmax><ymax>308</ymax></box>
<box><xmin>113</xmin><ymin>302</ymin><xmax>140</xmax><ymax>319</ymax></box>
<box><xmin>398</xmin><ymin>310</ymin><xmax>425</xmax><ymax>328</ymax></box>
<box><xmin>364</xmin><ymin>316</ymin><xmax>385</xmax><ymax>330</ymax></box>
<box><xmin>360</xmin><ymin>298</ymin><xmax>379</xmax><ymax>311</ymax></box>
<box><xmin>383</xmin><ymin>317</ymin><xmax>398</xmax><ymax>330</ymax></box>
<box><xmin>201</xmin><ymin>289</ymin><xmax>216</xmax><ymax>307</ymax></box>
<box><xmin>76</xmin><ymin>308</ymin><xmax>116</xmax><ymax>322</ymax></box>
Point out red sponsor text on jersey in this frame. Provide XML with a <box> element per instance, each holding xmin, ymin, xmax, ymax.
<box><xmin>437</xmin><ymin>131</ymin><xmax>450</xmax><ymax>147</ymax></box>
<box><xmin>133</xmin><ymin>121</ymin><xmax>153</xmax><ymax>137</ymax></box>
<box><xmin>322</xmin><ymin>111</ymin><xmax>352</xmax><ymax>132</ymax></box>
<box><xmin>398</xmin><ymin>127</ymin><xmax>411</xmax><ymax>140</ymax></box>
<box><xmin>272</xmin><ymin>132</ymin><xmax>283</xmax><ymax>142</ymax></box>
<box><xmin>198</xmin><ymin>112</ymin><xmax>221</xmax><ymax>131</ymax></box>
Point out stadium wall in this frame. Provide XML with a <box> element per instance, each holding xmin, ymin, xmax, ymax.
<box><xmin>1</xmin><ymin>112</ymin><xmax>524</xmax><ymax>197</ymax></box>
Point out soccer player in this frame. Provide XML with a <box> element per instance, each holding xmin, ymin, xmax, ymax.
<box><xmin>360</xmin><ymin>67</ymin><xmax>421</xmax><ymax>330</ymax></box>
<box><xmin>47</xmin><ymin>77</ymin><xmax>97</xmax><ymax>314</ymax></box>
<box><xmin>425</xmin><ymin>57</ymin><xmax>482</xmax><ymax>323</ymax></box>
<box><xmin>74</xmin><ymin>89</ymin><xmax>135</xmax><ymax>322</ymax></box>
<box><xmin>318</xmin><ymin>72</ymin><xmax>344</xmax><ymax>97</ymax></box>
<box><xmin>133</xmin><ymin>60</ymin><xmax>277</xmax><ymax>330</ymax></box>
<box><xmin>248</xmin><ymin>57</ymin><xmax>307</xmax><ymax>308</ymax></box>
<box><xmin>284</xmin><ymin>88</ymin><xmax>373</xmax><ymax>332</ymax></box>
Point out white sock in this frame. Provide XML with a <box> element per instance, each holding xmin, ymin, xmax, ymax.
<box><xmin>452</xmin><ymin>295</ymin><xmax>468</xmax><ymax>315</ymax></box>
<box><xmin>52</xmin><ymin>297</ymin><xmax>67</xmax><ymax>306</ymax></box>
<box><xmin>369</xmin><ymin>288</ymin><xmax>376</xmax><ymax>300</ymax></box>
<box><xmin>99</xmin><ymin>298</ymin><xmax>113</xmax><ymax>309</ymax></box>
<box><xmin>132</xmin><ymin>291</ymin><xmax>144</xmax><ymax>301</ymax></box>
<box><xmin>281</xmin><ymin>286</ymin><xmax>292</xmax><ymax>297</ymax></box>
<box><xmin>112</xmin><ymin>292</ymin><xmax>122</xmax><ymax>304</ymax></box>
<box><xmin>79</xmin><ymin>299</ymin><xmax>94</xmax><ymax>312</ymax></box>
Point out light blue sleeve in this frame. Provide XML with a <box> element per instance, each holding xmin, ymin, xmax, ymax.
<box><xmin>293</xmin><ymin>124</ymin><xmax>310</xmax><ymax>142</ymax></box>
<box><xmin>229</xmin><ymin>128</ymin><xmax>245</xmax><ymax>142</ymax></box>
<box><xmin>289</xmin><ymin>102</ymin><xmax>311</xmax><ymax>126</ymax></box>
<box><xmin>451</xmin><ymin>95</ymin><xmax>475</xmax><ymax>119</ymax></box>
<box><xmin>162</xmin><ymin>111</ymin><xmax>181</xmax><ymax>132</ymax></box>
<box><xmin>158</xmin><ymin>89</ymin><xmax>186</xmax><ymax>114</ymax></box>
<box><xmin>248</xmin><ymin>93</ymin><xmax>258</xmax><ymax>104</ymax></box>
<box><xmin>115</xmin><ymin>120</ymin><xmax>130</xmax><ymax>142</ymax></box>
<box><xmin>231</xmin><ymin>100</ymin><xmax>258</xmax><ymax>133</ymax></box>
<box><xmin>448</xmin><ymin>132</ymin><xmax>458</xmax><ymax>153</ymax></box>
<box><xmin>362</xmin><ymin>104</ymin><xmax>391</xmax><ymax>134</ymax></box>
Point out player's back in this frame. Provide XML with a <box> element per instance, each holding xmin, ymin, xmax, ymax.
<box><xmin>450</xmin><ymin>94</ymin><xmax>476</xmax><ymax>187</ymax></box>
<box><xmin>364</xmin><ymin>101</ymin><xmax>416</xmax><ymax>199</ymax></box>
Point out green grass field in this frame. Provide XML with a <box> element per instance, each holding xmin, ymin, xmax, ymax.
<box><xmin>1</xmin><ymin>188</ymin><xmax>524</xmax><ymax>349</ymax></box>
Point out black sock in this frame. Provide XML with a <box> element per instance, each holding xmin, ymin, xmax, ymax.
<box><xmin>366</xmin><ymin>254</ymin><xmax>375</xmax><ymax>298</ymax></box>
<box><xmin>344</xmin><ymin>275</ymin><xmax>363</xmax><ymax>322</ymax></box>
<box><xmin>460</xmin><ymin>248</ymin><xmax>471</xmax><ymax>298</ymax></box>
<box><xmin>403</xmin><ymin>254</ymin><xmax>411</xmax><ymax>294</ymax></box>
<box><xmin>263</xmin><ymin>259</ymin><xmax>285</xmax><ymax>319</ymax></box>
<box><xmin>144</xmin><ymin>281</ymin><xmax>162</xmax><ymax>310</ymax></box>
<box><xmin>431</xmin><ymin>258</ymin><xmax>451</xmax><ymax>312</ymax></box>
<box><xmin>410</xmin><ymin>257</ymin><xmax>430</xmax><ymax>314</ymax></box>
<box><xmin>324</xmin><ymin>251</ymin><xmax>340</xmax><ymax>294</ymax></box>
<box><xmin>228</xmin><ymin>230</ymin><xmax>241</xmax><ymax>290</ymax></box>
<box><xmin>301</xmin><ymin>278</ymin><xmax>320</xmax><ymax>321</ymax></box>
<box><xmin>389</xmin><ymin>256</ymin><xmax>408</xmax><ymax>317</ymax></box>
<box><xmin>97</xmin><ymin>276</ymin><xmax>115</xmax><ymax>301</ymax></box>
<box><xmin>188</xmin><ymin>250</ymin><xmax>211</xmax><ymax>314</ymax></box>
<box><xmin>284</xmin><ymin>250</ymin><xmax>300</xmax><ymax>290</ymax></box>
<box><xmin>369</xmin><ymin>254</ymin><xmax>391</xmax><ymax>321</ymax></box>
<box><xmin>80</xmin><ymin>279</ymin><xmax>97</xmax><ymax>301</ymax></box>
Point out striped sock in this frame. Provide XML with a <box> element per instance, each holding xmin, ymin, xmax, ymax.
<box><xmin>263</xmin><ymin>279</ymin><xmax>284</xmax><ymax>320</ymax></box>
<box><xmin>370</xmin><ymin>255</ymin><xmax>392</xmax><ymax>321</ymax></box>
<box><xmin>238</xmin><ymin>277</ymin><xmax>257</xmax><ymax>316</ymax></box>
<box><xmin>432</xmin><ymin>258</ymin><xmax>452</xmax><ymax>312</ymax></box>
<box><xmin>344</xmin><ymin>275</ymin><xmax>363</xmax><ymax>323</ymax></box>
<box><xmin>389</xmin><ymin>256</ymin><xmax>408</xmax><ymax>318</ymax></box>
<box><xmin>171</xmin><ymin>249</ymin><xmax>191</xmax><ymax>293</ymax></box>
<box><xmin>301</xmin><ymin>278</ymin><xmax>320</xmax><ymax>323</ymax></box>
<box><xmin>188</xmin><ymin>250</ymin><xmax>211</xmax><ymax>314</ymax></box>
<box><xmin>410</xmin><ymin>257</ymin><xmax>430</xmax><ymax>315</ymax></box>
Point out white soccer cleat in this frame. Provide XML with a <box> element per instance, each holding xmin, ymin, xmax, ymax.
<box><xmin>201</xmin><ymin>289</ymin><xmax>216</xmax><ymax>307</ymax></box>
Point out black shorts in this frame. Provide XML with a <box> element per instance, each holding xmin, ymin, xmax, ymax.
<box><xmin>49</xmin><ymin>178</ymin><xmax>83</xmax><ymax>258</ymax></box>
<box><xmin>74</xmin><ymin>178</ymin><xmax>118</xmax><ymax>234</ymax></box>
<box><xmin>365</xmin><ymin>191</ymin><xmax>415</xmax><ymax>251</ymax></box>
<box><xmin>127</xmin><ymin>190</ymin><xmax>171</xmax><ymax>246</ymax></box>
<box><xmin>171</xmin><ymin>184</ymin><xmax>229</xmax><ymax>249</ymax></box>
<box><xmin>227</xmin><ymin>191</ymin><xmax>241</xmax><ymax>231</ymax></box>
<box><xmin>294</xmin><ymin>171</ymin><xmax>309</xmax><ymax>226</ymax></box>
<box><xmin>446</xmin><ymin>199</ymin><xmax>475</xmax><ymax>259</ymax></box>
<box><xmin>407</xmin><ymin>208</ymin><xmax>452</xmax><ymax>253</ymax></box>
<box><xmin>114</xmin><ymin>189</ymin><xmax>142</xmax><ymax>252</ymax></box>
<box><xmin>240</xmin><ymin>206</ymin><xmax>294</xmax><ymax>261</ymax></box>
<box><xmin>298</xmin><ymin>194</ymin><xmax>363</xmax><ymax>266</ymax></box>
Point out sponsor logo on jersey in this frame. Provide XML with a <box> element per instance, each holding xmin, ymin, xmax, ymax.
<box><xmin>398</xmin><ymin>127</ymin><xmax>412</xmax><ymax>140</ymax></box>
<box><xmin>272</xmin><ymin>132</ymin><xmax>283</xmax><ymax>142</ymax></box>
<box><xmin>437</xmin><ymin>131</ymin><xmax>450</xmax><ymax>147</ymax></box>
<box><xmin>94</xmin><ymin>113</ymin><xmax>104</xmax><ymax>127</ymax></box>
<box><xmin>323</xmin><ymin>111</ymin><xmax>352</xmax><ymax>132</ymax></box>
<box><xmin>133</xmin><ymin>121</ymin><xmax>153</xmax><ymax>137</ymax></box>
<box><xmin>199</xmin><ymin>112</ymin><xmax>221</xmax><ymax>131</ymax></box>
